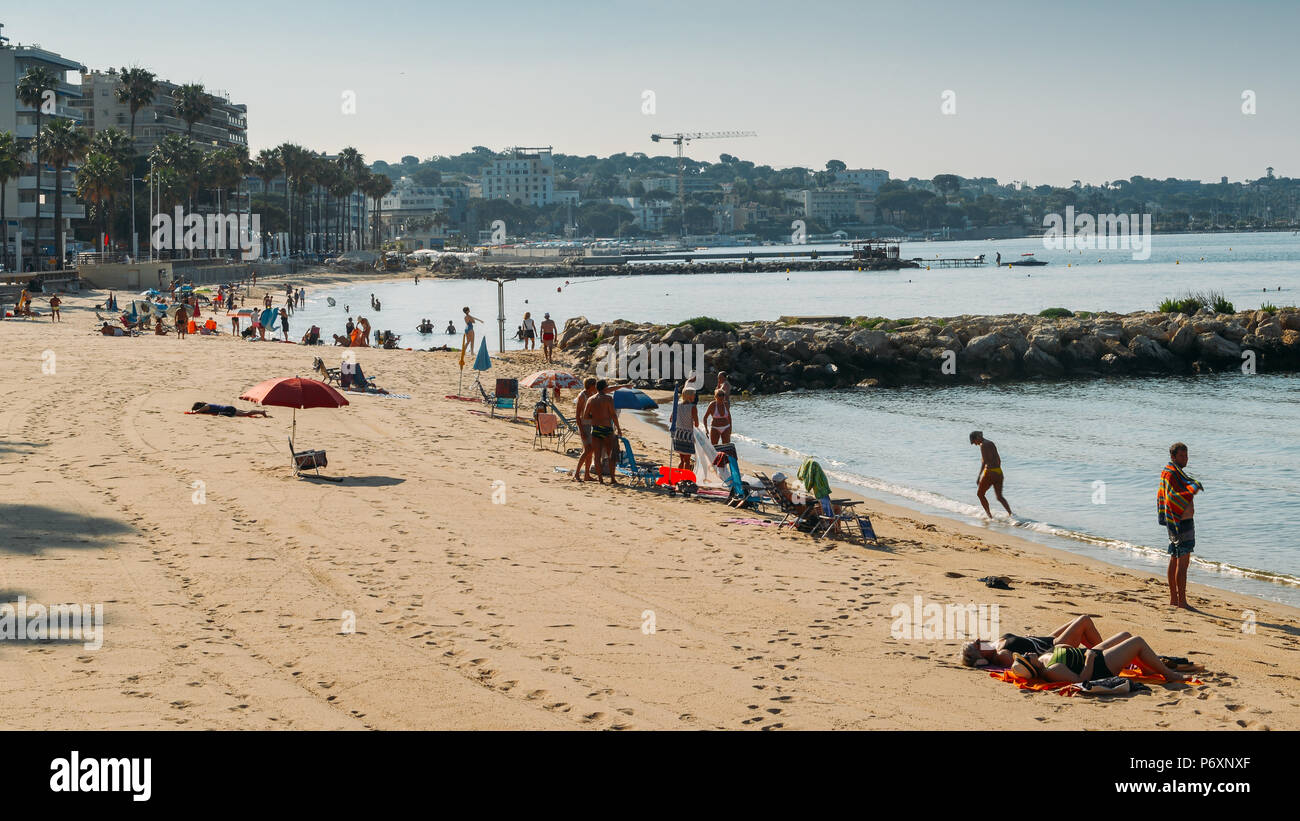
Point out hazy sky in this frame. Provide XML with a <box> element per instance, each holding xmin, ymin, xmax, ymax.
<box><xmin>6</xmin><ymin>0</ymin><xmax>1297</xmax><ymax>185</ymax></box>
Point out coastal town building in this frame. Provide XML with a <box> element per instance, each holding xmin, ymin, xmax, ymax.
<box><xmin>71</xmin><ymin>69</ymin><xmax>248</xmax><ymax>156</ymax></box>
<box><xmin>480</xmin><ymin>147</ymin><xmax>556</xmax><ymax>206</ymax></box>
<box><xmin>0</xmin><ymin>26</ymin><xmax>86</xmax><ymax>269</ymax></box>
<box><xmin>607</xmin><ymin>196</ymin><xmax>673</xmax><ymax>233</ymax></box>
<box><xmin>802</xmin><ymin>188</ymin><xmax>858</xmax><ymax>224</ymax></box>
<box><xmin>834</xmin><ymin>168</ymin><xmax>889</xmax><ymax>193</ymax></box>
<box><xmin>377</xmin><ymin>177</ymin><xmax>468</xmax><ymax>243</ymax></box>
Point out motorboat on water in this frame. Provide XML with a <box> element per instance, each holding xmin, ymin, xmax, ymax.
<box><xmin>1006</xmin><ymin>253</ymin><xmax>1048</xmax><ymax>267</ymax></box>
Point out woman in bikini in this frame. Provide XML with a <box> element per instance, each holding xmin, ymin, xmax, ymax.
<box><xmin>462</xmin><ymin>306</ymin><xmax>482</xmax><ymax>355</ymax></box>
<box><xmin>704</xmin><ymin>389</ymin><xmax>732</xmax><ymax>446</ymax></box>
<box><xmin>1010</xmin><ymin>634</ymin><xmax>1192</xmax><ymax>683</ymax></box>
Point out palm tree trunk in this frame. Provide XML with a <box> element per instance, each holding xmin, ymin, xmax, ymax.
<box><xmin>53</xmin><ymin>163</ymin><xmax>64</xmax><ymax>269</ymax></box>
<box><xmin>1</xmin><ymin>181</ymin><xmax>8</xmax><ymax>272</ymax></box>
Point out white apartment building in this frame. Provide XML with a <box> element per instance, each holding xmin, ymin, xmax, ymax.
<box><xmin>0</xmin><ymin>25</ymin><xmax>86</xmax><ymax>270</ymax></box>
<box><xmin>608</xmin><ymin>197</ymin><xmax>672</xmax><ymax>233</ymax></box>
<box><xmin>835</xmin><ymin>168</ymin><xmax>889</xmax><ymax>193</ymax></box>
<box><xmin>802</xmin><ymin>189</ymin><xmax>858</xmax><ymax>224</ymax></box>
<box><xmin>72</xmin><ymin>69</ymin><xmax>248</xmax><ymax>156</ymax></box>
<box><xmin>480</xmin><ymin>147</ymin><xmax>555</xmax><ymax>206</ymax></box>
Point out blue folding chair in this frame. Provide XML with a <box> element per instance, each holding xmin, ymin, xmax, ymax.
<box><xmin>616</xmin><ymin>437</ymin><xmax>658</xmax><ymax>487</ymax></box>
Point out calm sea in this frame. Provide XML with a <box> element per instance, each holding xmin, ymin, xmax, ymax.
<box><xmin>291</xmin><ymin>231</ymin><xmax>1300</xmax><ymax>606</ymax></box>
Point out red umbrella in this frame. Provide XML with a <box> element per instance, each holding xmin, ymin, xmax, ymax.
<box><xmin>240</xmin><ymin>377</ymin><xmax>349</xmax><ymax>443</ymax></box>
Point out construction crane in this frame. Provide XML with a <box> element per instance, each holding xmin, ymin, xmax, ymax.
<box><xmin>650</xmin><ymin>131</ymin><xmax>756</xmax><ymax>237</ymax></box>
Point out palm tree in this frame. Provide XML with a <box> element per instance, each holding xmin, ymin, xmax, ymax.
<box><xmin>364</xmin><ymin>172</ymin><xmax>393</xmax><ymax>249</ymax></box>
<box><xmin>77</xmin><ymin>153</ymin><xmax>121</xmax><ymax>254</ymax></box>
<box><xmin>17</xmin><ymin>66</ymin><xmax>59</xmax><ymax>263</ymax></box>
<box><xmin>148</xmin><ymin>135</ymin><xmax>200</xmax><ymax>256</ymax></box>
<box><xmin>172</xmin><ymin>83</ymin><xmax>212</xmax><ymax>139</ymax></box>
<box><xmin>40</xmin><ymin>118</ymin><xmax>90</xmax><ymax>267</ymax></box>
<box><xmin>277</xmin><ymin>143</ymin><xmax>310</xmax><ymax>254</ymax></box>
<box><xmin>114</xmin><ymin>67</ymin><xmax>158</xmax><ymax>141</ymax></box>
<box><xmin>0</xmin><ymin>131</ymin><xmax>21</xmax><ymax>272</ymax></box>
<box><xmin>335</xmin><ymin>147</ymin><xmax>365</xmax><ymax>248</ymax></box>
<box><xmin>90</xmin><ymin>128</ymin><xmax>133</xmax><ymax>249</ymax></box>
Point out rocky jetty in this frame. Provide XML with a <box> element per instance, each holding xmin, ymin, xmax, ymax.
<box><xmin>427</xmin><ymin>255</ymin><xmax>917</xmax><ymax>280</ymax></box>
<box><xmin>556</xmin><ymin>308</ymin><xmax>1300</xmax><ymax>395</ymax></box>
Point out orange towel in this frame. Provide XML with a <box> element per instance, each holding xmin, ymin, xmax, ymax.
<box><xmin>990</xmin><ymin>667</ymin><xmax>1203</xmax><ymax>697</ymax></box>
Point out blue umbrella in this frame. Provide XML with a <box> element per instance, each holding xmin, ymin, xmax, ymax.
<box><xmin>472</xmin><ymin>338</ymin><xmax>491</xmax><ymax>371</ymax></box>
<box><xmin>612</xmin><ymin>387</ymin><xmax>657</xmax><ymax>410</ymax></box>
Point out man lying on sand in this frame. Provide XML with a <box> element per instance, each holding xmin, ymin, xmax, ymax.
<box><xmin>189</xmin><ymin>402</ymin><xmax>268</xmax><ymax>418</ymax></box>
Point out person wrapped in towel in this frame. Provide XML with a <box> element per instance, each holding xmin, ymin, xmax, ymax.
<box><xmin>1157</xmin><ymin>442</ymin><xmax>1203</xmax><ymax>609</ymax></box>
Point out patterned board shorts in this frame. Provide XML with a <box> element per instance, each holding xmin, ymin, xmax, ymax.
<box><xmin>1167</xmin><ymin>518</ymin><xmax>1195</xmax><ymax>557</ymax></box>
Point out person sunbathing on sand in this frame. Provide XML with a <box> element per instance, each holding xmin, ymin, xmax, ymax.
<box><xmin>960</xmin><ymin>616</ymin><xmax>1110</xmax><ymax>668</ymax></box>
<box><xmin>1010</xmin><ymin>634</ymin><xmax>1192</xmax><ymax>683</ymax></box>
<box><xmin>190</xmin><ymin>402</ymin><xmax>268</xmax><ymax>417</ymax></box>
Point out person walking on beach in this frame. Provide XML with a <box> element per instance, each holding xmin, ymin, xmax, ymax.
<box><xmin>48</xmin><ymin>294</ymin><xmax>61</xmax><ymax>322</ymax></box>
<box><xmin>583</xmin><ymin>379</ymin><xmax>622</xmax><ymax>485</ymax></box>
<box><xmin>540</xmin><ymin>313</ymin><xmax>557</xmax><ymax>363</ymax></box>
<box><xmin>175</xmin><ymin>304</ymin><xmax>189</xmax><ymax>339</ymax></box>
<box><xmin>279</xmin><ymin>308</ymin><xmax>290</xmax><ymax>342</ymax></box>
<box><xmin>970</xmin><ymin>431</ymin><xmax>1012</xmax><ymax>518</ymax></box>
<box><xmin>1158</xmin><ymin>442</ymin><xmax>1203</xmax><ymax>609</ymax></box>
<box><xmin>522</xmin><ymin>312</ymin><xmax>536</xmax><ymax>350</ymax></box>
<box><xmin>673</xmin><ymin>388</ymin><xmax>699</xmax><ymax>470</ymax></box>
<box><xmin>572</xmin><ymin>378</ymin><xmax>598</xmax><ymax>482</ymax></box>
<box><xmin>461</xmin><ymin>307</ymin><xmax>481</xmax><ymax>355</ymax></box>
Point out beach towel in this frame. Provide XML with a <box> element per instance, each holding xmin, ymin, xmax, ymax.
<box><xmin>990</xmin><ymin>666</ymin><xmax>1203</xmax><ymax>697</ymax></box>
<box><xmin>1157</xmin><ymin>461</ymin><xmax>1202</xmax><ymax>543</ymax></box>
<box><xmin>798</xmin><ymin>458</ymin><xmax>831</xmax><ymax>500</ymax></box>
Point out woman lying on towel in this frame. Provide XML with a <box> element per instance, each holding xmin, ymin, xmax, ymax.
<box><xmin>1009</xmin><ymin>634</ymin><xmax>1193</xmax><ymax>683</ymax></box>
<box><xmin>960</xmin><ymin>615</ymin><xmax>1108</xmax><ymax>668</ymax></box>
<box><xmin>189</xmin><ymin>402</ymin><xmax>269</xmax><ymax>418</ymax></box>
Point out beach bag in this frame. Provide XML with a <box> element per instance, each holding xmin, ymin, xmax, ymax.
<box><xmin>1072</xmin><ymin>676</ymin><xmax>1150</xmax><ymax>696</ymax></box>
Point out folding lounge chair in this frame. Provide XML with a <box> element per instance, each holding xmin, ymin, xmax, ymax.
<box><xmin>491</xmin><ymin>378</ymin><xmax>519</xmax><ymax>420</ymax></box>
<box><xmin>545</xmin><ymin>399</ymin><xmax>579</xmax><ymax>450</ymax></box>
<box><xmin>616</xmin><ymin>436</ymin><xmax>659</xmax><ymax>487</ymax></box>
<box><xmin>289</xmin><ymin>436</ymin><xmax>342</xmax><ymax>481</ymax></box>
<box><xmin>813</xmin><ymin>498</ymin><xmax>878</xmax><ymax>544</ymax></box>
<box><xmin>754</xmin><ymin>472</ymin><xmax>802</xmax><ymax>526</ymax></box>
<box><xmin>722</xmin><ymin>455</ymin><xmax>770</xmax><ymax>511</ymax></box>
<box><xmin>534</xmin><ymin>413</ymin><xmax>561</xmax><ymax>450</ymax></box>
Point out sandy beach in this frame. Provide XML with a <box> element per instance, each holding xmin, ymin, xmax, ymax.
<box><xmin>1</xmin><ymin>277</ymin><xmax>1296</xmax><ymax>730</ymax></box>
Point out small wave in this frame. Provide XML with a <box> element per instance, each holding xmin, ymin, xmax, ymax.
<box><xmin>736</xmin><ymin>432</ymin><xmax>1300</xmax><ymax>590</ymax></box>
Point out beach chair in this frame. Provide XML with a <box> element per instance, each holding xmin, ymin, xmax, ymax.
<box><xmin>289</xmin><ymin>436</ymin><xmax>342</xmax><ymax>482</ymax></box>
<box><xmin>491</xmin><ymin>378</ymin><xmax>519</xmax><ymax>420</ymax></box>
<box><xmin>813</xmin><ymin>498</ymin><xmax>878</xmax><ymax>544</ymax></box>
<box><xmin>312</xmin><ymin>357</ymin><xmax>341</xmax><ymax>385</ymax></box>
<box><xmin>534</xmin><ymin>413</ymin><xmax>561</xmax><ymax>450</ymax></box>
<box><xmin>545</xmin><ymin>399</ymin><xmax>579</xmax><ymax>450</ymax></box>
<box><xmin>616</xmin><ymin>436</ymin><xmax>659</xmax><ymax>487</ymax></box>
<box><xmin>755</xmin><ymin>472</ymin><xmax>803</xmax><ymax>526</ymax></box>
<box><xmin>722</xmin><ymin>455</ymin><xmax>770</xmax><ymax>511</ymax></box>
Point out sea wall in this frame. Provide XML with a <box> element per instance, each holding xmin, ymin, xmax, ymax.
<box><xmin>427</xmin><ymin>256</ymin><xmax>918</xmax><ymax>280</ymax></box>
<box><xmin>557</xmin><ymin>308</ymin><xmax>1300</xmax><ymax>394</ymax></box>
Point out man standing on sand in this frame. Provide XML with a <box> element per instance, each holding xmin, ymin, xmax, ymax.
<box><xmin>583</xmin><ymin>379</ymin><xmax>622</xmax><ymax>485</ymax></box>
<box><xmin>1158</xmin><ymin>442</ymin><xmax>1203</xmax><ymax>609</ymax></box>
<box><xmin>571</xmin><ymin>378</ymin><xmax>598</xmax><ymax>482</ymax></box>
<box><xmin>970</xmin><ymin>431</ymin><xmax>1012</xmax><ymax>518</ymax></box>
<box><xmin>540</xmin><ymin>313</ymin><xmax>558</xmax><ymax>363</ymax></box>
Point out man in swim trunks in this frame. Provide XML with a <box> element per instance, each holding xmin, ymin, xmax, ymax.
<box><xmin>540</xmin><ymin>313</ymin><xmax>557</xmax><ymax>363</ymax></box>
<box><xmin>572</xmin><ymin>378</ymin><xmax>598</xmax><ymax>482</ymax></box>
<box><xmin>582</xmin><ymin>379</ymin><xmax>621</xmax><ymax>485</ymax></box>
<box><xmin>1159</xmin><ymin>441</ymin><xmax>1202</xmax><ymax>609</ymax></box>
<box><xmin>970</xmin><ymin>431</ymin><xmax>1012</xmax><ymax>518</ymax></box>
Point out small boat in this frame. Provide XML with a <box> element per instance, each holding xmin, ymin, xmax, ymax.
<box><xmin>1007</xmin><ymin>253</ymin><xmax>1048</xmax><ymax>267</ymax></box>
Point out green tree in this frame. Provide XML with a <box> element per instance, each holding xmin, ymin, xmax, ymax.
<box><xmin>77</xmin><ymin>152</ymin><xmax>121</xmax><ymax>252</ymax></box>
<box><xmin>40</xmin><ymin>118</ymin><xmax>91</xmax><ymax>265</ymax></box>
<box><xmin>0</xmin><ymin>131</ymin><xmax>20</xmax><ymax>271</ymax></box>
<box><xmin>114</xmin><ymin>67</ymin><xmax>158</xmax><ymax>140</ymax></box>
<box><xmin>172</xmin><ymin>83</ymin><xmax>212</xmax><ymax>138</ymax></box>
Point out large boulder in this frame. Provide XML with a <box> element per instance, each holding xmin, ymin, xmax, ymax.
<box><xmin>1061</xmin><ymin>335</ymin><xmax>1103</xmax><ymax>368</ymax></box>
<box><xmin>1253</xmin><ymin>316</ymin><xmax>1284</xmax><ymax>340</ymax></box>
<box><xmin>1023</xmin><ymin>345</ymin><xmax>1065</xmax><ymax>377</ymax></box>
<box><xmin>1196</xmin><ymin>332</ymin><xmax>1241</xmax><ymax>361</ymax></box>
<box><xmin>962</xmin><ymin>332</ymin><xmax>1003</xmax><ymax>362</ymax></box>
<box><xmin>1167</xmin><ymin>322</ymin><xmax>1197</xmax><ymax>355</ymax></box>
<box><xmin>1030</xmin><ymin>329</ymin><xmax>1061</xmax><ymax>356</ymax></box>
<box><xmin>1128</xmin><ymin>334</ymin><xmax>1179</xmax><ymax>368</ymax></box>
<box><xmin>846</xmin><ymin>329</ymin><xmax>892</xmax><ymax>358</ymax></box>
<box><xmin>659</xmin><ymin>324</ymin><xmax>695</xmax><ymax>344</ymax></box>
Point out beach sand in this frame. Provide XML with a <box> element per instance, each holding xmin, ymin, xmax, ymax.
<box><xmin>1</xmin><ymin>278</ymin><xmax>1296</xmax><ymax>730</ymax></box>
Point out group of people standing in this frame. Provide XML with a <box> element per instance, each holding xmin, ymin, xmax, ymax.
<box><xmin>671</xmin><ymin>372</ymin><xmax>734</xmax><ymax>471</ymax></box>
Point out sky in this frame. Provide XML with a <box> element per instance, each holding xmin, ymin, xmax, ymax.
<box><xmin>5</xmin><ymin>0</ymin><xmax>1298</xmax><ymax>185</ymax></box>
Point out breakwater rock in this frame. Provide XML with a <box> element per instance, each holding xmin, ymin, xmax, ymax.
<box><xmin>556</xmin><ymin>308</ymin><xmax>1300</xmax><ymax>394</ymax></box>
<box><xmin>428</xmin><ymin>256</ymin><xmax>918</xmax><ymax>280</ymax></box>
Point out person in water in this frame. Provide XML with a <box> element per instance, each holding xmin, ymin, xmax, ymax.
<box><xmin>461</xmin><ymin>306</ymin><xmax>482</xmax><ymax>354</ymax></box>
<box><xmin>1159</xmin><ymin>441</ymin><xmax>1203</xmax><ymax>609</ymax></box>
<box><xmin>970</xmin><ymin>431</ymin><xmax>1012</xmax><ymax>518</ymax></box>
<box><xmin>1010</xmin><ymin>635</ymin><xmax>1193</xmax><ymax>683</ymax></box>
<box><xmin>446</xmin><ymin>321</ymin><xmax>456</xmax><ymax>334</ymax></box>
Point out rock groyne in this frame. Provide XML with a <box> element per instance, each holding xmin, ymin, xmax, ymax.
<box><xmin>557</xmin><ymin>308</ymin><xmax>1300</xmax><ymax>395</ymax></box>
